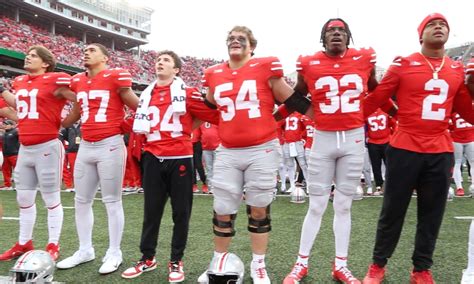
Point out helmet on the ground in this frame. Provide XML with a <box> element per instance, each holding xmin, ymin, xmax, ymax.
<box><xmin>207</xmin><ymin>252</ymin><xmax>244</xmax><ymax>284</ymax></box>
<box><xmin>290</xmin><ymin>186</ymin><xmax>306</xmax><ymax>203</ymax></box>
<box><xmin>9</xmin><ymin>250</ymin><xmax>55</xmax><ymax>283</ymax></box>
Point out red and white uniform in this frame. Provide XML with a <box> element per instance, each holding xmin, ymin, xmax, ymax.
<box><xmin>70</xmin><ymin>68</ymin><xmax>132</xmax><ymax>142</ymax></box>
<box><xmin>450</xmin><ymin>113</ymin><xmax>474</xmax><ymax>144</ymax></box>
<box><xmin>366</xmin><ymin>108</ymin><xmax>394</xmax><ymax>145</ymax></box>
<box><xmin>202</xmin><ymin>57</ymin><xmax>284</xmax><ymax>214</ymax></box>
<box><xmin>450</xmin><ymin>112</ymin><xmax>474</xmax><ymax>189</ymax></box>
<box><xmin>143</xmin><ymin>85</ymin><xmax>219</xmax><ymax>157</ymax></box>
<box><xmin>297</xmin><ymin>47</ymin><xmax>376</xmax><ymax>131</ymax></box>
<box><xmin>200</xmin><ymin>122</ymin><xmax>220</xmax><ymax>151</ymax></box>
<box><xmin>364</xmin><ymin>53</ymin><xmax>474</xmax><ymax>153</ymax></box>
<box><xmin>301</xmin><ymin>115</ymin><xmax>315</xmax><ymax>150</ymax></box>
<box><xmin>281</xmin><ymin>112</ymin><xmax>305</xmax><ymax>144</ymax></box>
<box><xmin>202</xmin><ymin>57</ymin><xmax>284</xmax><ymax>148</ymax></box>
<box><xmin>12</xmin><ymin>73</ymin><xmax>71</xmax><ymax>145</ymax></box>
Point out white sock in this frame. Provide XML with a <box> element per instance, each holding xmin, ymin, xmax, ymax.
<box><xmin>467</xmin><ymin>220</ymin><xmax>474</xmax><ymax>272</ymax></box>
<box><xmin>251</xmin><ymin>253</ymin><xmax>265</xmax><ymax>268</ymax></box>
<box><xmin>296</xmin><ymin>254</ymin><xmax>309</xmax><ymax>267</ymax></box>
<box><xmin>104</xmin><ymin>201</ymin><xmax>124</xmax><ymax>252</ymax></box>
<box><xmin>335</xmin><ymin>256</ymin><xmax>348</xmax><ymax>269</ymax></box>
<box><xmin>75</xmin><ymin>200</ymin><xmax>94</xmax><ymax>251</ymax></box>
<box><xmin>333</xmin><ymin>192</ymin><xmax>353</xmax><ymax>262</ymax></box>
<box><xmin>19</xmin><ymin>204</ymin><xmax>36</xmax><ymax>245</ymax></box>
<box><xmin>298</xmin><ymin>194</ymin><xmax>330</xmax><ymax>256</ymax></box>
<box><xmin>47</xmin><ymin>204</ymin><xmax>63</xmax><ymax>244</ymax></box>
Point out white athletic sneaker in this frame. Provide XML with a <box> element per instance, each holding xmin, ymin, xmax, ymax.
<box><xmin>99</xmin><ymin>249</ymin><xmax>122</xmax><ymax>274</ymax></box>
<box><xmin>197</xmin><ymin>269</ymin><xmax>209</xmax><ymax>283</ymax></box>
<box><xmin>250</xmin><ymin>260</ymin><xmax>271</xmax><ymax>284</ymax></box>
<box><xmin>461</xmin><ymin>269</ymin><xmax>474</xmax><ymax>284</ymax></box>
<box><xmin>56</xmin><ymin>248</ymin><xmax>95</xmax><ymax>269</ymax></box>
<box><xmin>353</xmin><ymin>186</ymin><xmax>364</xmax><ymax>201</ymax></box>
<box><xmin>447</xmin><ymin>187</ymin><xmax>455</xmax><ymax>201</ymax></box>
<box><xmin>366</xmin><ymin>187</ymin><xmax>373</xmax><ymax>195</ymax></box>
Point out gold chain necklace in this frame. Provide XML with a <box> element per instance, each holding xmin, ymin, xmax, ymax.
<box><xmin>419</xmin><ymin>52</ymin><xmax>446</xmax><ymax>80</ymax></box>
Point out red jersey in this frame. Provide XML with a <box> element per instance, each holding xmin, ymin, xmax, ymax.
<box><xmin>70</xmin><ymin>68</ymin><xmax>132</xmax><ymax>142</ymax></box>
<box><xmin>450</xmin><ymin>113</ymin><xmax>474</xmax><ymax>143</ymax></box>
<box><xmin>301</xmin><ymin>115</ymin><xmax>315</xmax><ymax>149</ymax></box>
<box><xmin>191</xmin><ymin>128</ymin><xmax>201</xmax><ymax>143</ymax></box>
<box><xmin>12</xmin><ymin>72</ymin><xmax>70</xmax><ymax>145</ymax></box>
<box><xmin>297</xmin><ymin>47</ymin><xmax>376</xmax><ymax>131</ymax></box>
<box><xmin>200</xmin><ymin>122</ymin><xmax>220</xmax><ymax>151</ymax></box>
<box><xmin>366</xmin><ymin>108</ymin><xmax>393</xmax><ymax>144</ymax></box>
<box><xmin>364</xmin><ymin>53</ymin><xmax>474</xmax><ymax>153</ymax></box>
<box><xmin>281</xmin><ymin>112</ymin><xmax>305</xmax><ymax>143</ymax></box>
<box><xmin>143</xmin><ymin>85</ymin><xmax>219</xmax><ymax>157</ymax></box>
<box><xmin>202</xmin><ymin>57</ymin><xmax>284</xmax><ymax>148</ymax></box>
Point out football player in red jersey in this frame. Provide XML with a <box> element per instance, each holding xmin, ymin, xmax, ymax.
<box><xmin>362</xmin><ymin>14</ymin><xmax>474</xmax><ymax>284</ymax></box>
<box><xmin>280</xmin><ymin>112</ymin><xmax>308</xmax><ymax>193</ymax></box>
<box><xmin>450</xmin><ymin>113</ymin><xmax>474</xmax><ymax>196</ymax></box>
<box><xmin>198</xmin><ymin>26</ymin><xmax>311</xmax><ymax>284</ymax></box>
<box><xmin>57</xmin><ymin>43</ymin><xmax>139</xmax><ymax>274</ymax></box>
<box><xmin>121</xmin><ymin>50</ymin><xmax>219</xmax><ymax>282</ymax></box>
<box><xmin>0</xmin><ymin>46</ymin><xmax>74</xmax><ymax>262</ymax></box>
<box><xmin>366</xmin><ymin>108</ymin><xmax>395</xmax><ymax>195</ymax></box>
<box><xmin>283</xmin><ymin>18</ymin><xmax>380</xmax><ymax>284</ymax></box>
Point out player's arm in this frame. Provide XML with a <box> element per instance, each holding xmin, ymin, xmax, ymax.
<box><xmin>62</xmin><ymin>102</ymin><xmax>81</xmax><ymax>128</ymax></box>
<box><xmin>0</xmin><ymin>107</ymin><xmax>18</xmax><ymax>121</ymax></box>
<box><xmin>54</xmin><ymin>87</ymin><xmax>76</xmax><ymax>102</ymax></box>
<box><xmin>363</xmin><ymin>70</ymin><xmax>399</xmax><ymax>118</ymax></box>
<box><xmin>0</xmin><ymin>84</ymin><xmax>16</xmax><ymax>108</ymax></box>
<box><xmin>119</xmin><ymin>87</ymin><xmax>139</xmax><ymax>110</ymax></box>
<box><xmin>272</xmin><ymin>75</ymin><xmax>312</xmax><ymax>121</ymax></box>
<box><xmin>367</xmin><ymin>67</ymin><xmax>379</xmax><ymax>92</ymax></box>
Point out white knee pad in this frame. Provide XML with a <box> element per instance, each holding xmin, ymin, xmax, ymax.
<box><xmin>41</xmin><ymin>191</ymin><xmax>61</xmax><ymax>208</ymax></box>
<box><xmin>213</xmin><ymin>190</ymin><xmax>242</xmax><ymax>215</ymax></box>
<box><xmin>16</xmin><ymin>190</ymin><xmax>37</xmax><ymax>208</ymax></box>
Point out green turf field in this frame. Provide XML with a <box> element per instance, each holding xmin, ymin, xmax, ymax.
<box><xmin>0</xmin><ymin>189</ymin><xmax>472</xmax><ymax>283</ymax></box>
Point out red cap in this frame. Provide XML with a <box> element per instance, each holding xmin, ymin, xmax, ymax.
<box><xmin>417</xmin><ymin>13</ymin><xmax>449</xmax><ymax>42</ymax></box>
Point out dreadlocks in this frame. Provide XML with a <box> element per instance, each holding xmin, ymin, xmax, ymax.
<box><xmin>320</xmin><ymin>18</ymin><xmax>354</xmax><ymax>49</ymax></box>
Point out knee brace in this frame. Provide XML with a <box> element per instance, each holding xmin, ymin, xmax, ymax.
<box><xmin>213</xmin><ymin>211</ymin><xmax>237</xmax><ymax>237</ymax></box>
<box><xmin>247</xmin><ymin>205</ymin><xmax>271</xmax><ymax>234</ymax></box>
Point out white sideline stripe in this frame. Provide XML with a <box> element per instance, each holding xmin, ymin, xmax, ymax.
<box><xmin>63</xmin><ymin>206</ymin><xmax>75</xmax><ymax>209</ymax></box>
<box><xmin>2</xmin><ymin>216</ymin><xmax>20</xmax><ymax>220</ymax></box>
<box><xmin>454</xmin><ymin>216</ymin><xmax>474</xmax><ymax>220</ymax></box>
<box><xmin>94</xmin><ymin>197</ymin><xmax>102</xmax><ymax>201</ymax></box>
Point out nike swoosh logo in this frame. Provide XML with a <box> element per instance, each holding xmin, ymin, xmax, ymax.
<box><xmin>109</xmin><ymin>147</ymin><xmax>119</xmax><ymax>151</ymax></box>
<box><xmin>250</xmin><ymin>63</ymin><xmax>260</xmax><ymax>67</ymax></box>
<box><xmin>355</xmin><ymin>140</ymin><xmax>363</xmax><ymax>143</ymax></box>
<box><xmin>451</xmin><ymin>64</ymin><xmax>459</xmax><ymax>69</ymax></box>
<box><xmin>43</xmin><ymin>76</ymin><xmax>50</xmax><ymax>79</ymax></box>
<box><xmin>265</xmin><ymin>149</ymin><xmax>273</xmax><ymax>153</ymax></box>
<box><xmin>44</xmin><ymin>153</ymin><xmax>52</xmax><ymax>156</ymax></box>
<box><xmin>353</xmin><ymin>56</ymin><xmax>363</xmax><ymax>60</ymax></box>
<box><xmin>103</xmin><ymin>73</ymin><xmax>111</xmax><ymax>77</ymax></box>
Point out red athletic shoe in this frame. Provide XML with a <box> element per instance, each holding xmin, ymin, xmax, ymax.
<box><xmin>192</xmin><ymin>184</ymin><xmax>199</xmax><ymax>193</ymax></box>
<box><xmin>332</xmin><ymin>263</ymin><xmax>361</xmax><ymax>283</ymax></box>
<box><xmin>410</xmin><ymin>269</ymin><xmax>434</xmax><ymax>284</ymax></box>
<box><xmin>46</xmin><ymin>243</ymin><xmax>60</xmax><ymax>261</ymax></box>
<box><xmin>168</xmin><ymin>260</ymin><xmax>185</xmax><ymax>283</ymax></box>
<box><xmin>202</xmin><ymin>184</ymin><xmax>209</xmax><ymax>194</ymax></box>
<box><xmin>282</xmin><ymin>262</ymin><xmax>308</xmax><ymax>283</ymax></box>
<box><xmin>363</xmin><ymin>263</ymin><xmax>385</xmax><ymax>284</ymax></box>
<box><xmin>456</xmin><ymin>188</ymin><xmax>465</xmax><ymax>196</ymax></box>
<box><xmin>0</xmin><ymin>240</ymin><xmax>34</xmax><ymax>261</ymax></box>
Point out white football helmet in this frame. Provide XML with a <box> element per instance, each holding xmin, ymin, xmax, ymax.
<box><xmin>9</xmin><ymin>250</ymin><xmax>55</xmax><ymax>283</ymax></box>
<box><xmin>290</xmin><ymin>186</ymin><xmax>306</xmax><ymax>203</ymax></box>
<box><xmin>206</xmin><ymin>252</ymin><xmax>245</xmax><ymax>284</ymax></box>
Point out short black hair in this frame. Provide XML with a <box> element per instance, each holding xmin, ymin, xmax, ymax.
<box><xmin>320</xmin><ymin>18</ymin><xmax>354</xmax><ymax>49</ymax></box>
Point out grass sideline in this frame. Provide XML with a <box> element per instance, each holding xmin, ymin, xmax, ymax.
<box><xmin>0</xmin><ymin>190</ymin><xmax>472</xmax><ymax>283</ymax></box>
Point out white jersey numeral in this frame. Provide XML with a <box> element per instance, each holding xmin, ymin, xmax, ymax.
<box><xmin>455</xmin><ymin>117</ymin><xmax>472</xmax><ymax>129</ymax></box>
<box><xmin>77</xmin><ymin>90</ymin><xmax>110</xmax><ymax>123</ymax></box>
<box><xmin>285</xmin><ymin>116</ymin><xmax>299</xmax><ymax>131</ymax></box>
<box><xmin>421</xmin><ymin>79</ymin><xmax>448</xmax><ymax>121</ymax></box>
<box><xmin>368</xmin><ymin>115</ymin><xmax>387</xmax><ymax>131</ymax></box>
<box><xmin>147</xmin><ymin>105</ymin><xmax>184</xmax><ymax>142</ymax></box>
<box><xmin>16</xmin><ymin>89</ymin><xmax>39</xmax><ymax>119</ymax></box>
<box><xmin>214</xmin><ymin>80</ymin><xmax>261</xmax><ymax>121</ymax></box>
<box><xmin>315</xmin><ymin>74</ymin><xmax>363</xmax><ymax>114</ymax></box>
